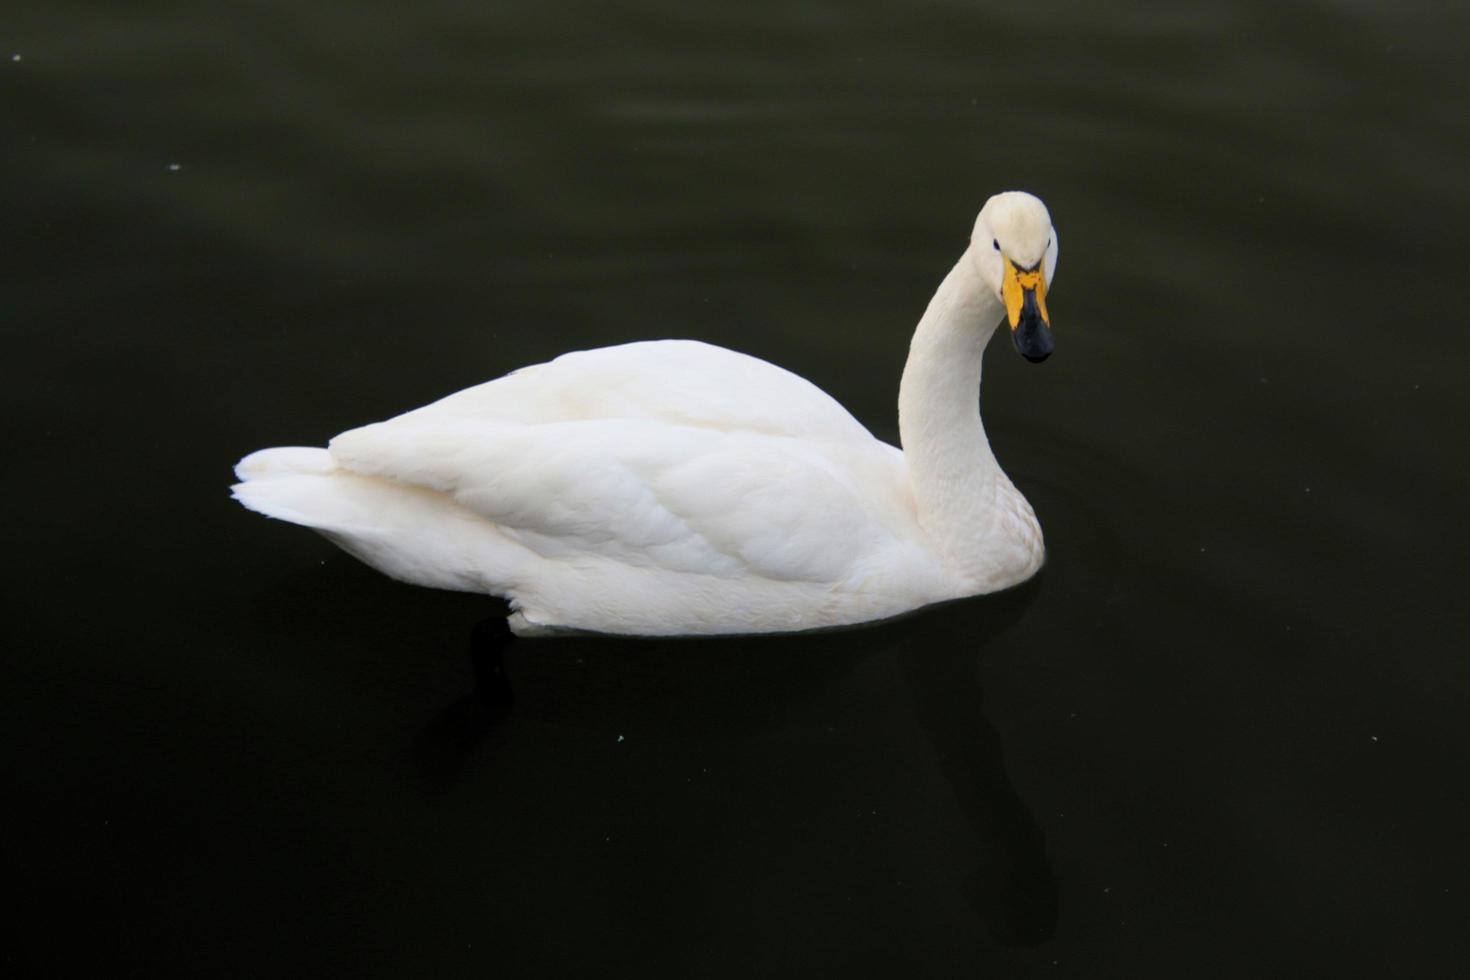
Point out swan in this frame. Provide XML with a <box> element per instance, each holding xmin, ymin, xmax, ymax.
<box><xmin>233</xmin><ymin>190</ymin><xmax>1059</xmax><ymax>636</ymax></box>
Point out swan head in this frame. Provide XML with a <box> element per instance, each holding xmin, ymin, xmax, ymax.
<box><xmin>972</xmin><ymin>191</ymin><xmax>1059</xmax><ymax>363</ymax></box>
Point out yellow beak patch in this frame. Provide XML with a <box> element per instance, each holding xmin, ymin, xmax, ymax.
<box><xmin>1002</xmin><ymin>257</ymin><xmax>1050</xmax><ymax>330</ymax></box>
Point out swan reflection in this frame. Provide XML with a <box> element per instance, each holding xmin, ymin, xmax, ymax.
<box><xmin>415</xmin><ymin>582</ymin><xmax>1055</xmax><ymax>946</ymax></box>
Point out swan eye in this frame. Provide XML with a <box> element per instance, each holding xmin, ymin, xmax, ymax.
<box><xmin>992</xmin><ymin>239</ymin><xmax>1000</xmax><ymax>251</ymax></box>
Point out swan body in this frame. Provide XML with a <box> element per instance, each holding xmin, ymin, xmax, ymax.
<box><xmin>233</xmin><ymin>191</ymin><xmax>1060</xmax><ymax>636</ymax></box>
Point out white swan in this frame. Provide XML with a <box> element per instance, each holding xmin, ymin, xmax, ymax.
<box><xmin>233</xmin><ymin>191</ymin><xmax>1059</xmax><ymax>636</ymax></box>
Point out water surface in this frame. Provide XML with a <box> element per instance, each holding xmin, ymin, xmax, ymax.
<box><xmin>6</xmin><ymin>1</ymin><xmax>1468</xmax><ymax>975</ymax></box>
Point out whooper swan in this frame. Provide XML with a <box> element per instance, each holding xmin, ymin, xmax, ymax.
<box><xmin>233</xmin><ymin>191</ymin><xmax>1059</xmax><ymax>636</ymax></box>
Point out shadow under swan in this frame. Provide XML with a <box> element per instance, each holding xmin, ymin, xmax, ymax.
<box><xmin>414</xmin><ymin>578</ymin><xmax>1056</xmax><ymax>946</ymax></box>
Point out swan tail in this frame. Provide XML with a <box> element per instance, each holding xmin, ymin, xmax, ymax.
<box><xmin>232</xmin><ymin>446</ymin><xmax>524</xmax><ymax>594</ymax></box>
<box><xmin>234</xmin><ymin>446</ymin><xmax>337</xmax><ymax>482</ymax></box>
<box><xmin>232</xmin><ymin>446</ymin><xmax>366</xmax><ymax>528</ymax></box>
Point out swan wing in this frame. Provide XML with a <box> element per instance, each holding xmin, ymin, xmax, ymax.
<box><xmin>327</xmin><ymin>415</ymin><xmax>924</xmax><ymax>587</ymax></box>
<box><xmin>387</xmin><ymin>340</ymin><xmax>880</xmax><ymax>445</ymax></box>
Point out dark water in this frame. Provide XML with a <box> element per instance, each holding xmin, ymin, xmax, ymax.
<box><xmin>6</xmin><ymin>1</ymin><xmax>1468</xmax><ymax>975</ymax></box>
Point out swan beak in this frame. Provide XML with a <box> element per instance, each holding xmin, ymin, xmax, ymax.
<box><xmin>1003</xmin><ymin>257</ymin><xmax>1053</xmax><ymax>363</ymax></box>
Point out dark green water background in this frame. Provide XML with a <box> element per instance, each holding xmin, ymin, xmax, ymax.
<box><xmin>5</xmin><ymin>1</ymin><xmax>1468</xmax><ymax>976</ymax></box>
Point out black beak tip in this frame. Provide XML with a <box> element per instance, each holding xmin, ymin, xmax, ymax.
<box><xmin>1011</xmin><ymin>318</ymin><xmax>1054</xmax><ymax>364</ymax></box>
<box><xmin>1011</xmin><ymin>285</ymin><xmax>1053</xmax><ymax>363</ymax></box>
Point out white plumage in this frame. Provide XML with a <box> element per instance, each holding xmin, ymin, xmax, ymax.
<box><xmin>234</xmin><ymin>192</ymin><xmax>1060</xmax><ymax>636</ymax></box>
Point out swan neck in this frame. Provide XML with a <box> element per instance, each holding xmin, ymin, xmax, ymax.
<box><xmin>898</xmin><ymin>250</ymin><xmax>1037</xmax><ymax>587</ymax></box>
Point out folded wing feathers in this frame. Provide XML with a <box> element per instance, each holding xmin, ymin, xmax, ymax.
<box><xmin>327</xmin><ymin>415</ymin><xmax>892</xmax><ymax>585</ymax></box>
<box><xmin>240</xmin><ymin>341</ymin><xmax>912</xmax><ymax>591</ymax></box>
